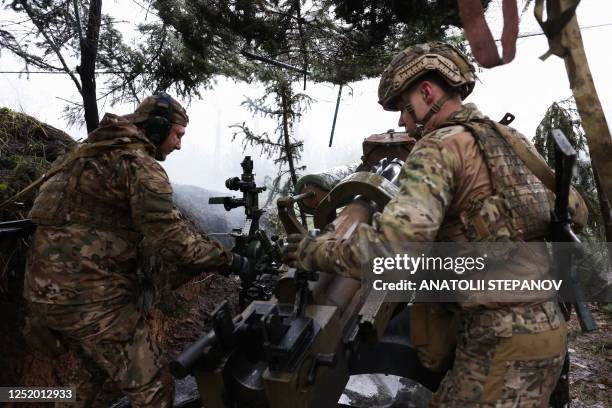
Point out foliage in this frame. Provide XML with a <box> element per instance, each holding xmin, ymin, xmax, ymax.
<box><xmin>154</xmin><ymin>0</ymin><xmax>490</xmax><ymax>85</ymax></box>
<box><xmin>1</xmin><ymin>0</ymin><xmax>491</xmax><ymax>201</ymax></box>
<box><xmin>0</xmin><ymin>0</ymin><xmax>216</xmax><ymax>128</ymax></box>
<box><xmin>152</xmin><ymin>0</ymin><xmax>489</xmax><ymax>202</ymax></box>
<box><xmin>230</xmin><ymin>74</ymin><xmax>310</xmax><ymax>206</ymax></box>
<box><xmin>231</xmin><ymin>77</ymin><xmax>310</xmax><ymax>164</ymax></box>
<box><xmin>1</xmin><ymin>0</ymin><xmax>492</xmax><ymax>114</ymax></box>
<box><xmin>0</xmin><ymin>107</ymin><xmax>74</xmax><ymax>218</ymax></box>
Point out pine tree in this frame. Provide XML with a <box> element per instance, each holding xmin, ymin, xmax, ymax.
<box><xmin>534</xmin><ymin>99</ymin><xmax>608</xmax><ymax>242</ymax></box>
<box><xmin>152</xmin><ymin>0</ymin><xmax>485</xmax><ymax>209</ymax></box>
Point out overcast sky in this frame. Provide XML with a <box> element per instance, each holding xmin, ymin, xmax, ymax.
<box><xmin>1</xmin><ymin>0</ymin><xmax>611</xmax><ymax>192</ymax></box>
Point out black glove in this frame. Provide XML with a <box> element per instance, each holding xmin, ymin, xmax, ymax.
<box><xmin>229</xmin><ymin>254</ymin><xmax>256</xmax><ymax>282</ymax></box>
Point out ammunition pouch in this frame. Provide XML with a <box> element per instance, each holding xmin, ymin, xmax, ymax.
<box><xmin>409</xmin><ymin>303</ymin><xmax>459</xmax><ymax>372</ymax></box>
<box><xmin>459</xmin><ymin>195</ymin><xmax>518</xmax><ymax>242</ymax></box>
<box><xmin>22</xmin><ymin>314</ymin><xmax>67</xmax><ymax>358</ymax></box>
<box><xmin>438</xmin><ymin>194</ymin><xmax>518</xmax><ymax>244</ymax></box>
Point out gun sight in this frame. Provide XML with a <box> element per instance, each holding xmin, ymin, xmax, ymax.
<box><xmin>225</xmin><ymin>176</ymin><xmax>256</xmax><ymax>192</ymax></box>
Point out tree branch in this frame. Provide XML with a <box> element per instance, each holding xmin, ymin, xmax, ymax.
<box><xmin>18</xmin><ymin>0</ymin><xmax>82</xmax><ymax>94</ymax></box>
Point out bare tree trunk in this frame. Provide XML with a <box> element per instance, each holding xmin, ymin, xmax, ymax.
<box><xmin>547</xmin><ymin>0</ymin><xmax>612</xmax><ymax>211</ymax></box>
<box><xmin>592</xmin><ymin>166</ymin><xmax>612</xmax><ymax>263</ymax></box>
<box><xmin>280</xmin><ymin>85</ymin><xmax>308</xmax><ymax>227</ymax></box>
<box><xmin>78</xmin><ymin>0</ymin><xmax>102</xmax><ymax>132</ymax></box>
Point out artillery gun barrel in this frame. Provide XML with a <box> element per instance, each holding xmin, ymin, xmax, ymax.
<box><xmin>309</xmin><ymin>159</ymin><xmax>403</xmax><ymax>327</ymax></box>
<box><xmin>309</xmin><ymin>200</ymin><xmax>370</xmax><ymax>328</ymax></box>
<box><xmin>172</xmin><ymin>157</ymin><xmax>405</xmax><ymax>408</ymax></box>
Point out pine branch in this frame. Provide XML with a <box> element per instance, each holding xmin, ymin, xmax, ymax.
<box><xmin>18</xmin><ymin>0</ymin><xmax>83</xmax><ymax>94</ymax></box>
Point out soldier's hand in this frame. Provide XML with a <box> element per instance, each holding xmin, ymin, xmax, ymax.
<box><xmin>282</xmin><ymin>234</ymin><xmax>304</xmax><ymax>267</ymax></box>
<box><xmin>227</xmin><ymin>254</ymin><xmax>256</xmax><ymax>282</ymax></box>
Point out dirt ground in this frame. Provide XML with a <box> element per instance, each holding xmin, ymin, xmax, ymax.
<box><xmin>567</xmin><ymin>303</ymin><xmax>612</xmax><ymax>408</ymax></box>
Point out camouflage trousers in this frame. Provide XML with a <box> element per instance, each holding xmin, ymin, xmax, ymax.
<box><xmin>29</xmin><ymin>302</ymin><xmax>173</xmax><ymax>408</ymax></box>
<box><xmin>430</xmin><ymin>302</ymin><xmax>567</xmax><ymax>407</ymax></box>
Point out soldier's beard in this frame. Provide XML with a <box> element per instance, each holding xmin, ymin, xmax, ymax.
<box><xmin>154</xmin><ymin>150</ymin><xmax>166</xmax><ymax>161</ymax></box>
<box><xmin>413</xmin><ymin>125</ymin><xmax>424</xmax><ymax>140</ymax></box>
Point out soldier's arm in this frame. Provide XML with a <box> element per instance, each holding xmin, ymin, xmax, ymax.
<box><xmin>125</xmin><ymin>153</ymin><xmax>232</xmax><ymax>287</ymax></box>
<box><xmin>378</xmin><ymin>136</ymin><xmax>457</xmax><ymax>242</ymax></box>
<box><xmin>295</xmin><ymin>136</ymin><xmax>457</xmax><ymax>278</ymax></box>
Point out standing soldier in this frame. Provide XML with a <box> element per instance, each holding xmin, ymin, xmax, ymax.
<box><xmin>284</xmin><ymin>42</ymin><xmax>587</xmax><ymax>406</ymax></box>
<box><xmin>24</xmin><ymin>93</ymin><xmax>250</xmax><ymax>407</ymax></box>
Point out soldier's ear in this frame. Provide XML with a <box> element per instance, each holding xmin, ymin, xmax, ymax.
<box><xmin>419</xmin><ymin>81</ymin><xmax>438</xmax><ymax>105</ymax></box>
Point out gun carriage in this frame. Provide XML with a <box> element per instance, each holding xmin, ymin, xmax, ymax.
<box><xmin>170</xmin><ymin>131</ymin><xmax>446</xmax><ymax>407</ymax></box>
<box><xmin>0</xmin><ymin>128</ymin><xmax>592</xmax><ymax>408</ymax></box>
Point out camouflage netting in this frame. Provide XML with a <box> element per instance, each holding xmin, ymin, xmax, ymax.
<box><xmin>0</xmin><ymin>108</ymin><xmax>239</xmax><ymax>407</ymax></box>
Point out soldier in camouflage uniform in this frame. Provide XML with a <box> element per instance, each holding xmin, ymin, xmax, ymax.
<box><xmin>285</xmin><ymin>43</ymin><xmax>587</xmax><ymax>407</ymax></box>
<box><xmin>24</xmin><ymin>93</ymin><xmax>250</xmax><ymax>407</ymax></box>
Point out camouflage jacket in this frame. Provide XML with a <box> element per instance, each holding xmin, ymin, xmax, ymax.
<box><xmin>25</xmin><ymin>114</ymin><xmax>232</xmax><ymax>308</ymax></box>
<box><xmin>294</xmin><ymin>104</ymin><xmax>587</xmax><ymax>304</ymax></box>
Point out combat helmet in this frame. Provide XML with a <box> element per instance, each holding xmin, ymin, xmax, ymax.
<box><xmin>378</xmin><ymin>42</ymin><xmax>476</xmax><ymax>112</ymax></box>
<box><xmin>124</xmin><ymin>92</ymin><xmax>189</xmax><ymax>146</ymax></box>
<box><xmin>128</xmin><ymin>92</ymin><xmax>189</xmax><ymax>127</ymax></box>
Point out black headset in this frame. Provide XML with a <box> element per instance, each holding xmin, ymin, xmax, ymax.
<box><xmin>142</xmin><ymin>91</ymin><xmax>174</xmax><ymax>145</ymax></box>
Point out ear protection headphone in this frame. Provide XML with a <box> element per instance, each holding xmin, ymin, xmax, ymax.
<box><xmin>142</xmin><ymin>92</ymin><xmax>174</xmax><ymax>145</ymax></box>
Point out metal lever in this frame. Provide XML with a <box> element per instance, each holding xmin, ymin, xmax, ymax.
<box><xmin>307</xmin><ymin>353</ymin><xmax>336</xmax><ymax>385</ymax></box>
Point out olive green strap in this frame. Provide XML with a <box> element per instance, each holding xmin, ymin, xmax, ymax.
<box><xmin>421</xmin><ymin>94</ymin><xmax>452</xmax><ymax>127</ymax></box>
<box><xmin>534</xmin><ymin>0</ymin><xmax>581</xmax><ymax>60</ymax></box>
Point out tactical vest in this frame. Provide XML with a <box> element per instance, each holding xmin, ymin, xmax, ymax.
<box><xmin>410</xmin><ymin>114</ymin><xmax>556</xmax><ymax>371</ymax></box>
<box><xmin>436</xmin><ymin>118</ymin><xmax>550</xmax><ymax>242</ymax></box>
<box><xmin>29</xmin><ymin>138</ymin><xmax>146</xmax><ymax>231</ymax></box>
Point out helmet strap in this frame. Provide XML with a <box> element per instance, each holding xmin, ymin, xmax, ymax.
<box><xmin>403</xmin><ymin>93</ymin><xmax>451</xmax><ymax>139</ymax></box>
<box><xmin>420</xmin><ymin>93</ymin><xmax>451</xmax><ymax>127</ymax></box>
<box><xmin>403</xmin><ymin>102</ymin><xmax>419</xmax><ymax>124</ymax></box>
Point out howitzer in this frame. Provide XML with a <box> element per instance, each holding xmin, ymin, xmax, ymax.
<box><xmin>171</xmin><ymin>143</ymin><xmax>440</xmax><ymax>407</ymax></box>
<box><xmin>209</xmin><ymin>156</ymin><xmax>284</xmax><ymax>305</ymax></box>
